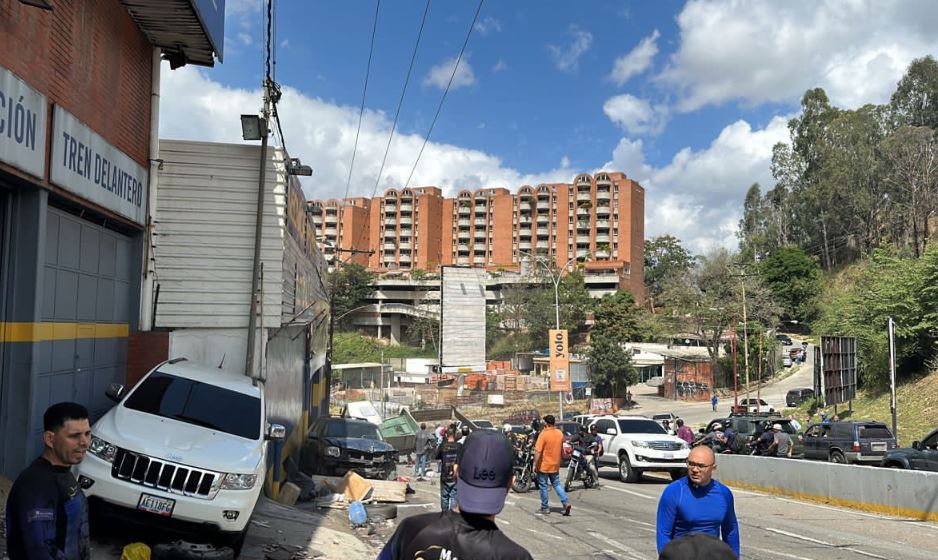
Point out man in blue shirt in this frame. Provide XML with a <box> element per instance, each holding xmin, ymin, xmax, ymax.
<box><xmin>656</xmin><ymin>446</ymin><xmax>740</xmax><ymax>557</ymax></box>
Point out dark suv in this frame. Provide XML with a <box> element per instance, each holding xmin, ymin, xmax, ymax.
<box><xmin>785</xmin><ymin>388</ymin><xmax>814</xmax><ymax>407</ymax></box>
<box><xmin>880</xmin><ymin>427</ymin><xmax>938</xmax><ymax>471</ymax></box>
<box><xmin>301</xmin><ymin>417</ymin><xmax>398</xmax><ymax>479</ymax></box>
<box><xmin>802</xmin><ymin>421</ymin><xmax>896</xmax><ymax>464</ymax></box>
<box><xmin>703</xmin><ymin>416</ymin><xmax>803</xmax><ymax>457</ymax></box>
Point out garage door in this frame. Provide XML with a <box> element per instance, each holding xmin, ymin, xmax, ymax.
<box><xmin>33</xmin><ymin>207</ymin><xmax>133</xmax><ymax>436</ymax></box>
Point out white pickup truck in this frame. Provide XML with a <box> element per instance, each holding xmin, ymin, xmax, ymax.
<box><xmin>589</xmin><ymin>415</ymin><xmax>690</xmax><ymax>483</ymax></box>
<box><xmin>75</xmin><ymin>359</ymin><xmax>284</xmax><ymax>554</ymax></box>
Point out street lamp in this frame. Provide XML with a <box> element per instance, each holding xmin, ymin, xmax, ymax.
<box><xmin>242</xmin><ymin>110</ymin><xmax>270</xmax><ymax>379</ymax></box>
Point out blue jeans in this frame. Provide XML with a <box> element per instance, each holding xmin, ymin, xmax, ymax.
<box><xmin>415</xmin><ymin>453</ymin><xmax>428</xmax><ymax>477</ymax></box>
<box><xmin>538</xmin><ymin>472</ymin><xmax>568</xmax><ymax>510</ymax></box>
<box><xmin>440</xmin><ymin>481</ymin><xmax>457</xmax><ymax>511</ymax></box>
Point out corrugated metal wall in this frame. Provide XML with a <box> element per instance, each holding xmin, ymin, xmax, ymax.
<box><xmin>153</xmin><ymin>140</ymin><xmax>284</xmax><ymax>328</ymax></box>
<box><xmin>439</xmin><ymin>266</ymin><xmax>486</xmax><ymax>368</ymax></box>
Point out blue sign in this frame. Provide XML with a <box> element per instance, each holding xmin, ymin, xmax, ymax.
<box><xmin>191</xmin><ymin>0</ymin><xmax>226</xmax><ymax>62</ymax></box>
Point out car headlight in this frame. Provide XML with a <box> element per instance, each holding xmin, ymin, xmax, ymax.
<box><xmin>325</xmin><ymin>446</ymin><xmax>341</xmax><ymax>457</ymax></box>
<box><xmin>88</xmin><ymin>436</ymin><xmax>118</xmax><ymax>463</ymax></box>
<box><xmin>221</xmin><ymin>473</ymin><xmax>257</xmax><ymax>490</ymax></box>
<box><xmin>678</xmin><ymin>442</ymin><xmax>689</xmax><ymax>450</ymax></box>
<box><xmin>630</xmin><ymin>440</ymin><xmax>651</xmax><ymax>448</ymax></box>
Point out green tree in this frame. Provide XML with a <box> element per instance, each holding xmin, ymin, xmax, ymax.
<box><xmin>588</xmin><ymin>332</ymin><xmax>637</xmax><ymax>398</ymax></box>
<box><xmin>890</xmin><ymin>55</ymin><xmax>938</xmax><ymax>129</ymax></box>
<box><xmin>759</xmin><ymin>246</ymin><xmax>821</xmax><ymax>323</ymax></box>
<box><xmin>592</xmin><ymin>290</ymin><xmax>644</xmax><ymax>342</ymax></box>
<box><xmin>644</xmin><ymin>235</ymin><xmax>695</xmax><ymax>309</ymax></box>
<box><xmin>330</xmin><ymin>262</ymin><xmax>374</xmax><ymax>327</ymax></box>
<box><xmin>879</xmin><ymin>126</ymin><xmax>938</xmax><ymax>257</ymax></box>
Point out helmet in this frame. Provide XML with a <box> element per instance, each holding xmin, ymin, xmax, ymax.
<box><xmin>589</xmin><ymin>423</ymin><xmax>598</xmax><ymax>433</ymax></box>
<box><xmin>461</xmin><ymin>425</ymin><xmax>471</xmax><ymax>436</ymax></box>
<box><xmin>531</xmin><ymin>419</ymin><xmax>541</xmax><ymax>431</ymax></box>
<box><xmin>712</xmin><ymin>423</ymin><xmax>723</xmax><ymax>430</ymax></box>
<box><xmin>579</xmin><ymin>424</ymin><xmax>588</xmax><ymax>432</ymax></box>
<box><xmin>503</xmin><ymin>424</ymin><xmax>512</xmax><ymax>434</ymax></box>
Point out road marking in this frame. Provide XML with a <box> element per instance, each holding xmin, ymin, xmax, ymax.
<box><xmin>586</xmin><ymin>530</ymin><xmax>648</xmax><ymax>560</ymax></box>
<box><xmin>604</xmin><ymin>485</ymin><xmax>656</xmax><ymax>500</ymax></box>
<box><xmin>764</xmin><ymin>528</ymin><xmax>889</xmax><ymax>560</ymax></box>
<box><xmin>748</xmin><ymin>545</ymin><xmax>816</xmax><ymax>560</ymax></box>
<box><xmin>396</xmin><ymin>503</ymin><xmax>434</xmax><ymax>509</ymax></box>
<box><xmin>525</xmin><ymin>527</ymin><xmax>563</xmax><ymax>539</ymax></box>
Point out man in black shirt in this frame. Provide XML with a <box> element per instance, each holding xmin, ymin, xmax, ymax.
<box><xmin>434</xmin><ymin>428</ymin><xmax>461</xmax><ymax>511</ymax></box>
<box><xmin>6</xmin><ymin>402</ymin><xmax>92</xmax><ymax>560</ymax></box>
<box><xmin>377</xmin><ymin>430</ymin><xmax>533</xmax><ymax>560</ymax></box>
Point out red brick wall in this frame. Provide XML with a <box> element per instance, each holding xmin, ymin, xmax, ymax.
<box><xmin>126</xmin><ymin>331</ymin><xmax>169</xmax><ymax>388</ymax></box>
<box><xmin>0</xmin><ymin>0</ymin><xmax>153</xmax><ymax>168</ymax></box>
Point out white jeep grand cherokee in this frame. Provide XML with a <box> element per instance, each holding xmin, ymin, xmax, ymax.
<box><xmin>76</xmin><ymin>359</ymin><xmax>284</xmax><ymax>553</ymax></box>
<box><xmin>589</xmin><ymin>415</ymin><xmax>690</xmax><ymax>483</ymax></box>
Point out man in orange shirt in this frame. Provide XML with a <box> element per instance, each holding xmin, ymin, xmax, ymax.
<box><xmin>533</xmin><ymin>415</ymin><xmax>571</xmax><ymax>516</ymax></box>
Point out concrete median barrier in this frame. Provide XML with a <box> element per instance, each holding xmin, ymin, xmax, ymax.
<box><xmin>714</xmin><ymin>454</ymin><xmax>938</xmax><ymax>521</ymax></box>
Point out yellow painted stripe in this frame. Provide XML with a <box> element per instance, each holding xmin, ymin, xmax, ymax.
<box><xmin>0</xmin><ymin>322</ymin><xmax>130</xmax><ymax>343</ymax></box>
<box><xmin>722</xmin><ymin>479</ymin><xmax>938</xmax><ymax>522</ymax></box>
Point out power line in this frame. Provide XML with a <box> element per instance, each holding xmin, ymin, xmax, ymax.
<box><xmin>369</xmin><ymin>0</ymin><xmax>430</xmax><ymax>200</ymax></box>
<box><xmin>343</xmin><ymin>0</ymin><xmax>381</xmax><ymax>202</ymax></box>
<box><xmin>403</xmin><ymin>0</ymin><xmax>484</xmax><ymax>190</ymax></box>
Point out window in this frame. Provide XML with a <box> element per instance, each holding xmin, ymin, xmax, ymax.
<box><xmin>618</xmin><ymin>419</ymin><xmax>666</xmax><ymax>434</ymax></box>
<box><xmin>858</xmin><ymin>425</ymin><xmax>893</xmax><ymax>439</ymax></box>
<box><xmin>124</xmin><ymin>372</ymin><xmax>261</xmax><ymax>440</ymax></box>
<box><xmin>322</xmin><ymin>421</ymin><xmax>383</xmax><ymax>440</ymax></box>
<box><xmin>594</xmin><ymin>419</ymin><xmax>615</xmax><ymax>435</ymax></box>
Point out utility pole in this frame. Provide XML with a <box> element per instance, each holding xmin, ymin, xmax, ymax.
<box><xmin>888</xmin><ymin>317</ymin><xmax>898</xmax><ymax>440</ymax></box>
<box><xmin>741</xmin><ymin>277</ymin><xmax>750</xmax><ymax>403</ymax></box>
<box><xmin>244</xmin><ymin>83</ymin><xmax>271</xmax><ymax>378</ymax></box>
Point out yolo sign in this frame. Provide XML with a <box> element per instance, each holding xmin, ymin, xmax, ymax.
<box><xmin>549</xmin><ymin>329</ymin><xmax>571</xmax><ymax>393</ymax></box>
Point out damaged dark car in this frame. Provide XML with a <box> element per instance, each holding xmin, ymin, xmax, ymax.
<box><xmin>300</xmin><ymin>417</ymin><xmax>398</xmax><ymax>480</ymax></box>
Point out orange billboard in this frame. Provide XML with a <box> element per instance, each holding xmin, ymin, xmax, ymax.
<box><xmin>549</xmin><ymin>329</ymin><xmax>571</xmax><ymax>393</ymax></box>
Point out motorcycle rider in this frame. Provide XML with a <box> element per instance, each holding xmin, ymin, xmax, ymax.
<box><xmin>570</xmin><ymin>424</ymin><xmax>603</xmax><ymax>486</ymax></box>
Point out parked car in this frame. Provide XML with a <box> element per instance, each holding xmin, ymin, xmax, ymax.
<box><xmin>703</xmin><ymin>416</ymin><xmax>804</xmax><ymax>458</ymax></box>
<box><xmin>589</xmin><ymin>415</ymin><xmax>690</xmax><ymax>482</ymax></box>
<box><xmin>301</xmin><ymin>417</ymin><xmax>398</xmax><ymax>480</ymax></box>
<box><xmin>731</xmin><ymin>398</ymin><xmax>775</xmax><ymax>414</ymax></box>
<box><xmin>786</xmin><ymin>388</ymin><xmax>815</xmax><ymax>407</ymax></box>
<box><xmin>472</xmin><ymin>419</ymin><xmax>496</xmax><ymax>430</ymax></box>
<box><xmin>802</xmin><ymin>421</ymin><xmax>897</xmax><ymax>464</ymax></box>
<box><xmin>880</xmin><ymin>428</ymin><xmax>938</xmax><ymax>471</ymax></box>
<box><xmin>77</xmin><ymin>359</ymin><xmax>283</xmax><ymax>554</ymax></box>
<box><xmin>776</xmin><ymin>334</ymin><xmax>793</xmax><ymax>346</ymax></box>
<box><xmin>572</xmin><ymin>414</ymin><xmax>596</xmax><ymax>428</ymax></box>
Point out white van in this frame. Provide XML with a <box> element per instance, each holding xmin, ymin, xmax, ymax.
<box><xmin>75</xmin><ymin>359</ymin><xmax>284</xmax><ymax>554</ymax></box>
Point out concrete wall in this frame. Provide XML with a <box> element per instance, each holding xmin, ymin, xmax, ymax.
<box><xmin>715</xmin><ymin>454</ymin><xmax>938</xmax><ymax>521</ymax></box>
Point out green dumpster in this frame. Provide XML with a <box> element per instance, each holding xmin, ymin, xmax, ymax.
<box><xmin>381</xmin><ymin>409</ymin><xmax>419</xmax><ymax>455</ymax></box>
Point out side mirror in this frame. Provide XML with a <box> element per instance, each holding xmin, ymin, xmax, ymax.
<box><xmin>606</xmin><ymin>428</ymin><xmax>617</xmax><ymax>436</ymax></box>
<box><xmin>912</xmin><ymin>441</ymin><xmax>922</xmax><ymax>450</ymax></box>
<box><xmin>105</xmin><ymin>383</ymin><xmax>125</xmax><ymax>402</ymax></box>
<box><xmin>266</xmin><ymin>423</ymin><xmax>286</xmax><ymax>441</ymax></box>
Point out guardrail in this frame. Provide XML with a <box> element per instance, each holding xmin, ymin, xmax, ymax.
<box><xmin>715</xmin><ymin>454</ymin><xmax>938</xmax><ymax>521</ymax></box>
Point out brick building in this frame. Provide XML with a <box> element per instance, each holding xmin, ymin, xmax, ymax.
<box><xmin>309</xmin><ymin>171</ymin><xmax>645</xmax><ymax>300</ymax></box>
<box><xmin>0</xmin><ymin>0</ymin><xmax>222</xmax><ymax>477</ymax></box>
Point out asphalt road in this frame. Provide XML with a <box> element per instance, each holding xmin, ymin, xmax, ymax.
<box><xmin>635</xmin><ymin>342</ymin><xmax>816</xmax><ymax>427</ymax></box>
<box><xmin>405</xmin><ymin>466</ymin><xmax>938</xmax><ymax>560</ymax></box>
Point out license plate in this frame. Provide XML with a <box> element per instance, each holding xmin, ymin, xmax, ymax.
<box><xmin>663</xmin><ymin>452</ymin><xmax>674</xmax><ymax>459</ymax></box>
<box><xmin>572</xmin><ymin>450</ymin><xmax>582</xmax><ymax>458</ymax></box>
<box><xmin>871</xmin><ymin>442</ymin><xmax>886</xmax><ymax>452</ymax></box>
<box><xmin>137</xmin><ymin>493</ymin><xmax>175</xmax><ymax>517</ymax></box>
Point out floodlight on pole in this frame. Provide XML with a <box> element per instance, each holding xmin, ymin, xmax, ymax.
<box><xmin>286</xmin><ymin>157</ymin><xmax>313</xmax><ymax>176</ymax></box>
<box><xmin>240</xmin><ymin>114</ymin><xmax>265</xmax><ymax>141</ymax></box>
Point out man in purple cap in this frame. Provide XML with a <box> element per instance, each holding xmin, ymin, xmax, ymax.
<box><xmin>376</xmin><ymin>430</ymin><xmax>533</xmax><ymax>560</ymax></box>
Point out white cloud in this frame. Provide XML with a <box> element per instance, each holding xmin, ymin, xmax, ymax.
<box><xmin>280</xmin><ymin>39</ymin><xmax>289</xmax><ymax>49</ymax></box>
<box><xmin>492</xmin><ymin>59</ymin><xmax>508</xmax><ymax>73</ymax></box>
<box><xmin>474</xmin><ymin>17</ymin><xmax>502</xmax><ymax>35</ymax></box>
<box><xmin>158</xmin><ymin>66</ymin><xmax>572</xmax><ymax>203</ymax></box>
<box><xmin>237</xmin><ymin>33</ymin><xmax>252</xmax><ymax>46</ymax></box>
<box><xmin>548</xmin><ymin>25</ymin><xmax>593</xmax><ymax>73</ymax></box>
<box><xmin>603</xmin><ymin>94</ymin><xmax>668</xmax><ymax>135</ymax></box>
<box><xmin>604</xmin><ymin>116</ymin><xmax>790</xmax><ymax>253</ymax></box>
<box><xmin>659</xmin><ymin>0</ymin><xmax>938</xmax><ymax>111</ymax></box>
<box><xmin>423</xmin><ymin>56</ymin><xmax>477</xmax><ymax>91</ymax></box>
<box><xmin>609</xmin><ymin>29</ymin><xmax>659</xmax><ymax>86</ymax></box>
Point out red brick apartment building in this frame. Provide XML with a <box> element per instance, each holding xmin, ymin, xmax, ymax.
<box><xmin>309</xmin><ymin>172</ymin><xmax>644</xmax><ymax>300</ymax></box>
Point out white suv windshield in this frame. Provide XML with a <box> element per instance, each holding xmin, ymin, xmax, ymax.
<box><xmin>618</xmin><ymin>419</ymin><xmax>667</xmax><ymax>434</ymax></box>
<box><xmin>124</xmin><ymin>371</ymin><xmax>261</xmax><ymax>439</ymax></box>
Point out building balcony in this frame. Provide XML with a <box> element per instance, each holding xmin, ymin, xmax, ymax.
<box><xmin>596</xmin><ymin>220</ymin><xmax>611</xmax><ymax>228</ymax></box>
<box><xmin>596</xmin><ymin>189</ymin><xmax>611</xmax><ymax>199</ymax></box>
<box><xmin>383</xmin><ymin>241</ymin><xmax>397</xmax><ymax>250</ymax></box>
<box><xmin>457</xmin><ymin>257</ymin><xmax>470</xmax><ymax>265</ymax></box>
<box><xmin>400</xmin><ymin>202</ymin><xmax>413</xmax><ymax>212</ymax></box>
<box><xmin>537</xmin><ymin>201</ymin><xmax>550</xmax><ymax>210</ymax></box>
<box><xmin>474</xmin><ymin>230</ymin><xmax>487</xmax><ymax>239</ymax></box>
<box><xmin>577</xmin><ymin>191</ymin><xmax>592</xmax><ymax>201</ymax></box>
<box><xmin>325</xmin><ymin>227</ymin><xmax>337</xmax><ymax>235</ymax></box>
<box><xmin>474</xmin><ymin>218</ymin><xmax>487</xmax><ymax>227</ymax></box>
<box><xmin>385</xmin><ymin>218</ymin><xmax>397</xmax><ymax>226</ymax></box>
<box><xmin>536</xmin><ymin>227</ymin><xmax>549</xmax><ymax>235</ymax></box>
<box><xmin>458</xmin><ymin>205</ymin><xmax>471</xmax><ymax>215</ymax></box>
<box><xmin>383</xmin><ymin>229</ymin><xmax>397</xmax><ymax>238</ymax></box>
<box><xmin>400</xmin><ymin>216</ymin><xmax>412</xmax><ymax>226</ymax></box>
<box><xmin>577</xmin><ymin>207</ymin><xmax>591</xmax><ymax>216</ymax></box>
<box><xmin>596</xmin><ymin>234</ymin><xmax>610</xmax><ymax>243</ymax></box>
<box><xmin>520</xmin><ymin>205</ymin><xmax>533</xmax><ymax>214</ymax></box>
<box><xmin>596</xmin><ymin>249</ymin><xmax>610</xmax><ymax>258</ymax></box>
<box><xmin>458</xmin><ymin>244</ymin><xmax>470</xmax><ymax>252</ymax></box>
<box><xmin>399</xmin><ymin>240</ymin><xmax>411</xmax><ymax>250</ymax></box>
<box><xmin>536</xmin><ymin>214</ymin><xmax>549</xmax><ymax>223</ymax></box>
<box><xmin>596</xmin><ymin>206</ymin><xmax>611</xmax><ymax>215</ymax></box>
<box><xmin>576</xmin><ymin>248</ymin><xmax>590</xmax><ymax>258</ymax></box>
<box><xmin>519</xmin><ymin>241</ymin><xmax>532</xmax><ymax>250</ymax></box>
<box><xmin>399</xmin><ymin>253</ymin><xmax>412</xmax><ymax>262</ymax></box>
<box><xmin>458</xmin><ymin>218</ymin><xmax>470</xmax><ymax>226</ymax></box>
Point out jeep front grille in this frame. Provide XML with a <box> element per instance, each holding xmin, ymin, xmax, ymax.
<box><xmin>111</xmin><ymin>448</ymin><xmax>221</xmax><ymax>499</ymax></box>
<box><xmin>649</xmin><ymin>441</ymin><xmax>685</xmax><ymax>451</ymax></box>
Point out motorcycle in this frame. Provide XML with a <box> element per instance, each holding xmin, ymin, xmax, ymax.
<box><xmin>512</xmin><ymin>440</ymin><xmax>536</xmax><ymax>493</ymax></box>
<box><xmin>563</xmin><ymin>444</ymin><xmax>599</xmax><ymax>492</ymax></box>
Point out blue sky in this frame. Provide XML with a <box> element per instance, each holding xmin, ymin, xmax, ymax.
<box><xmin>159</xmin><ymin>0</ymin><xmax>938</xmax><ymax>253</ymax></box>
